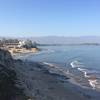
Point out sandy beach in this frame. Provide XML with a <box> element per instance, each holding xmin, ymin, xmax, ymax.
<box><xmin>13</xmin><ymin>58</ymin><xmax>100</xmax><ymax>100</ymax></box>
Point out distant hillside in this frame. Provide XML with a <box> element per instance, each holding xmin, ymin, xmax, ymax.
<box><xmin>27</xmin><ymin>36</ymin><xmax>100</xmax><ymax>44</ymax></box>
<box><xmin>1</xmin><ymin>36</ymin><xmax>100</xmax><ymax>44</ymax></box>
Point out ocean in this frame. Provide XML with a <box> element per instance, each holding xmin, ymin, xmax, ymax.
<box><xmin>23</xmin><ymin>45</ymin><xmax>100</xmax><ymax>90</ymax></box>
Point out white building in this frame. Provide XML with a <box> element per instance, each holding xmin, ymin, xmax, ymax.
<box><xmin>18</xmin><ymin>41</ymin><xmax>26</xmax><ymax>48</ymax></box>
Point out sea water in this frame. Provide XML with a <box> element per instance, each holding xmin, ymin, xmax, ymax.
<box><xmin>23</xmin><ymin>45</ymin><xmax>100</xmax><ymax>90</ymax></box>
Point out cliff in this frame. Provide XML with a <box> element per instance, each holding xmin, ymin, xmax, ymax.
<box><xmin>0</xmin><ymin>49</ymin><xmax>27</xmax><ymax>100</ymax></box>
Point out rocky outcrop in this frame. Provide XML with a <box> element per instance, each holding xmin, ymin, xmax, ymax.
<box><xmin>0</xmin><ymin>49</ymin><xmax>27</xmax><ymax>100</ymax></box>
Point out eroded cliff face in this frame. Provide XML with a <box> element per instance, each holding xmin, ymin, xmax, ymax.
<box><xmin>0</xmin><ymin>49</ymin><xmax>26</xmax><ymax>100</ymax></box>
<box><xmin>0</xmin><ymin>49</ymin><xmax>13</xmax><ymax>67</ymax></box>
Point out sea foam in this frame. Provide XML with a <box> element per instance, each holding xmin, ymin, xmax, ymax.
<box><xmin>70</xmin><ymin>60</ymin><xmax>100</xmax><ymax>90</ymax></box>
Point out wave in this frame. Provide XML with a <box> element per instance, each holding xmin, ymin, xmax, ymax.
<box><xmin>43</xmin><ymin>60</ymin><xmax>100</xmax><ymax>90</ymax></box>
<box><xmin>70</xmin><ymin>60</ymin><xmax>84</xmax><ymax>68</ymax></box>
<box><xmin>43</xmin><ymin>62</ymin><xmax>71</xmax><ymax>79</ymax></box>
<box><xmin>70</xmin><ymin>60</ymin><xmax>100</xmax><ymax>90</ymax></box>
<box><xmin>43</xmin><ymin>62</ymin><xmax>55</xmax><ymax>67</ymax></box>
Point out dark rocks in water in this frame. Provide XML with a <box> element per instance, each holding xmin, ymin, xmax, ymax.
<box><xmin>43</xmin><ymin>69</ymin><xmax>69</xmax><ymax>82</ymax></box>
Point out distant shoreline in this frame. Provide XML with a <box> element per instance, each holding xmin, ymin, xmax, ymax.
<box><xmin>37</xmin><ymin>43</ymin><xmax>100</xmax><ymax>46</ymax></box>
<box><xmin>10</xmin><ymin>48</ymin><xmax>39</xmax><ymax>59</ymax></box>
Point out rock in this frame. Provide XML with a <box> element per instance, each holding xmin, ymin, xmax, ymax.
<box><xmin>0</xmin><ymin>49</ymin><xmax>27</xmax><ymax>100</ymax></box>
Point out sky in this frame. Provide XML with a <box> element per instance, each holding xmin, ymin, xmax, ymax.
<box><xmin>0</xmin><ymin>0</ymin><xmax>100</xmax><ymax>37</ymax></box>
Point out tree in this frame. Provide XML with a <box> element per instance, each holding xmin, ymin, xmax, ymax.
<box><xmin>23</xmin><ymin>40</ymin><xmax>37</xmax><ymax>49</ymax></box>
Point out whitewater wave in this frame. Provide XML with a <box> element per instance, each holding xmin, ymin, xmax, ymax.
<box><xmin>43</xmin><ymin>62</ymin><xmax>72</xmax><ymax>79</ymax></box>
<box><xmin>43</xmin><ymin>60</ymin><xmax>100</xmax><ymax>90</ymax></box>
<box><xmin>43</xmin><ymin>62</ymin><xmax>55</xmax><ymax>67</ymax></box>
<box><xmin>70</xmin><ymin>60</ymin><xmax>84</xmax><ymax>68</ymax></box>
<box><xmin>70</xmin><ymin>60</ymin><xmax>100</xmax><ymax>90</ymax></box>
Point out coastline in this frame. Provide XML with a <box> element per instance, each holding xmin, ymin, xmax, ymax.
<box><xmin>1</xmin><ymin>46</ymin><xmax>100</xmax><ymax>100</ymax></box>
<box><xmin>13</xmin><ymin>57</ymin><xmax>100</xmax><ymax>100</ymax></box>
<box><xmin>11</xmin><ymin>48</ymin><xmax>39</xmax><ymax>59</ymax></box>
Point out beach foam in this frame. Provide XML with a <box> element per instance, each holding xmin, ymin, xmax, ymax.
<box><xmin>43</xmin><ymin>61</ymin><xmax>100</xmax><ymax>90</ymax></box>
<box><xmin>70</xmin><ymin>60</ymin><xmax>84</xmax><ymax>68</ymax></box>
<box><xmin>43</xmin><ymin>62</ymin><xmax>55</xmax><ymax>67</ymax></box>
<box><xmin>70</xmin><ymin>60</ymin><xmax>100</xmax><ymax>90</ymax></box>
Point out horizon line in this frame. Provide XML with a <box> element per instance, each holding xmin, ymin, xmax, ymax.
<box><xmin>0</xmin><ymin>35</ymin><xmax>100</xmax><ymax>38</ymax></box>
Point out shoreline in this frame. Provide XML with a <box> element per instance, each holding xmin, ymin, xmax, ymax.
<box><xmin>10</xmin><ymin>49</ymin><xmax>100</xmax><ymax>100</ymax></box>
<box><xmin>13</xmin><ymin>58</ymin><xmax>100</xmax><ymax>100</ymax></box>
<box><xmin>0</xmin><ymin>47</ymin><xmax>99</xmax><ymax>100</ymax></box>
<box><xmin>11</xmin><ymin>49</ymin><xmax>39</xmax><ymax>59</ymax></box>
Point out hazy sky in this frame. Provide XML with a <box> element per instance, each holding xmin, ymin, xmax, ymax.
<box><xmin>0</xmin><ymin>0</ymin><xmax>100</xmax><ymax>37</ymax></box>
